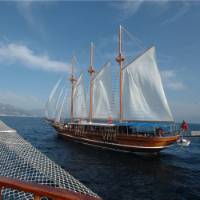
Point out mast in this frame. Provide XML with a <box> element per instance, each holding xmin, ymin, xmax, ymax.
<box><xmin>70</xmin><ymin>56</ymin><xmax>77</xmax><ymax>123</ymax></box>
<box><xmin>116</xmin><ymin>25</ymin><xmax>125</xmax><ymax>121</ymax></box>
<box><xmin>88</xmin><ymin>42</ymin><xmax>95</xmax><ymax>122</ymax></box>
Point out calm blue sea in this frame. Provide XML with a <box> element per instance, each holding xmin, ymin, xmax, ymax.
<box><xmin>0</xmin><ymin>116</ymin><xmax>199</xmax><ymax>200</ymax></box>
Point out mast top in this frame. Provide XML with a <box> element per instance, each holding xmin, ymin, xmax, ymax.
<box><xmin>88</xmin><ymin>42</ymin><xmax>95</xmax><ymax>75</ymax></box>
<box><xmin>70</xmin><ymin>55</ymin><xmax>77</xmax><ymax>83</ymax></box>
<box><xmin>116</xmin><ymin>26</ymin><xmax>125</xmax><ymax>63</ymax></box>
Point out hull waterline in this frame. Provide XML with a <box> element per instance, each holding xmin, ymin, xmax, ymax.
<box><xmin>52</xmin><ymin>124</ymin><xmax>179</xmax><ymax>153</ymax></box>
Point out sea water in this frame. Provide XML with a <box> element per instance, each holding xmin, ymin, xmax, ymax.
<box><xmin>1</xmin><ymin>116</ymin><xmax>199</xmax><ymax>200</ymax></box>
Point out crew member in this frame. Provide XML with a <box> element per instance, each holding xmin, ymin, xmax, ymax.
<box><xmin>108</xmin><ymin>116</ymin><xmax>113</xmax><ymax>124</ymax></box>
<box><xmin>156</xmin><ymin>127</ymin><xmax>164</xmax><ymax>136</ymax></box>
<box><xmin>181</xmin><ymin>120</ymin><xmax>189</xmax><ymax>132</ymax></box>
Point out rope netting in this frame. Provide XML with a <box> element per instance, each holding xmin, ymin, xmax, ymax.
<box><xmin>0</xmin><ymin>120</ymin><xmax>99</xmax><ymax>200</ymax></box>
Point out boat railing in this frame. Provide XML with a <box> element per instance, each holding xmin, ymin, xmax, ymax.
<box><xmin>0</xmin><ymin>176</ymin><xmax>101</xmax><ymax>200</ymax></box>
<box><xmin>64</xmin><ymin>122</ymin><xmax>180</xmax><ymax>137</ymax></box>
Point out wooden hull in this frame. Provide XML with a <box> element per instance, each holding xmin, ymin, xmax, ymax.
<box><xmin>53</xmin><ymin>125</ymin><xmax>179</xmax><ymax>153</ymax></box>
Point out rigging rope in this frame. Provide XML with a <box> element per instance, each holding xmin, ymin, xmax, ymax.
<box><xmin>121</xmin><ymin>26</ymin><xmax>145</xmax><ymax>51</ymax></box>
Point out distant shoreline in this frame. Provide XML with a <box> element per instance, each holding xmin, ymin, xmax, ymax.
<box><xmin>0</xmin><ymin>115</ymin><xmax>43</xmax><ymax>118</ymax></box>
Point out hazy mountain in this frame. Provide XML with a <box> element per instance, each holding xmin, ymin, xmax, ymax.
<box><xmin>0</xmin><ymin>102</ymin><xmax>44</xmax><ymax>117</ymax></box>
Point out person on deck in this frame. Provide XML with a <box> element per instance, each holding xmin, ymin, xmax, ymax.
<box><xmin>108</xmin><ymin>116</ymin><xmax>113</xmax><ymax>124</ymax></box>
<box><xmin>181</xmin><ymin>120</ymin><xmax>189</xmax><ymax>132</ymax></box>
<box><xmin>155</xmin><ymin>127</ymin><xmax>164</xmax><ymax>136</ymax></box>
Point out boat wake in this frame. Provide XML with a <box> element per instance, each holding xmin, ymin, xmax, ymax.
<box><xmin>177</xmin><ymin>138</ymin><xmax>191</xmax><ymax>147</ymax></box>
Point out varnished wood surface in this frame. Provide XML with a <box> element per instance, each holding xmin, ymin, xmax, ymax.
<box><xmin>0</xmin><ymin>176</ymin><xmax>102</xmax><ymax>200</ymax></box>
<box><xmin>54</xmin><ymin>125</ymin><xmax>179</xmax><ymax>153</ymax></box>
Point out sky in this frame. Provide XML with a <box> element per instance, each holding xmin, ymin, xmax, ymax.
<box><xmin>0</xmin><ymin>1</ymin><xmax>199</xmax><ymax>123</ymax></box>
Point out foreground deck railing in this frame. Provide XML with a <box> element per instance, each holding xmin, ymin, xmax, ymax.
<box><xmin>0</xmin><ymin>120</ymin><xmax>101</xmax><ymax>199</ymax></box>
<box><xmin>0</xmin><ymin>176</ymin><xmax>101</xmax><ymax>200</ymax></box>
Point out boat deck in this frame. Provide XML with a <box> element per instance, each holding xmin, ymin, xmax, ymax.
<box><xmin>0</xmin><ymin>120</ymin><xmax>100</xmax><ymax>200</ymax></box>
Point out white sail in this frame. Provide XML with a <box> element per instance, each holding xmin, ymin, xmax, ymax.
<box><xmin>122</xmin><ymin>46</ymin><xmax>173</xmax><ymax>121</ymax></box>
<box><xmin>73</xmin><ymin>74</ymin><xmax>87</xmax><ymax>119</ymax></box>
<box><xmin>55</xmin><ymin>87</ymin><xmax>70</xmax><ymax>123</ymax></box>
<box><xmin>93</xmin><ymin>62</ymin><xmax>113</xmax><ymax>119</ymax></box>
<box><xmin>54</xmin><ymin>87</ymin><xmax>65</xmax><ymax>119</ymax></box>
<box><xmin>54</xmin><ymin>87</ymin><xmax>65</xmax><ymax>122</ymax></box>
<box><xmin>60</xmin><ymin>89</ymin><xmax>71</xmax><ymax>122</ymax></box>
<box><xmin>46</xmin><ymin>77</ymin><xmax>63</xmax><ymax>119</ymax></box>
<box><xmin>48</xmin><ymin>77</ymin><xmax>62</xmax><ymax>104</ymax></box>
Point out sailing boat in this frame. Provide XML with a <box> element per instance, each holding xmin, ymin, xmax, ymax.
<box><xmin>47</xmin><ymin>26</ymin><xmax>180</xmax><ymax>153</ymax></box>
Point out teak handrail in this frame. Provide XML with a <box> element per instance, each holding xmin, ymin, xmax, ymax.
<box><xmin>0</xmin><ymin>176</ymin><xmax>102</xmax><ymax>200</ymax></box>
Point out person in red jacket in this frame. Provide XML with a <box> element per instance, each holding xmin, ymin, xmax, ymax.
<box><xmin>108</xmin><ymin>116</ymin><xmax>113</xmax><ymax>124</ymax></box>
<box><xmin>181</xmin><ymin>120</ymin><xmax>189</xmax><ymax>132</ymax></box>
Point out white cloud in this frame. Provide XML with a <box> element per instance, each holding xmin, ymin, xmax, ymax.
<box><xmin>0</xmin><ymin>43</ymin><xmax>71</xmax><ymax>72</ymax></box>
<box><xmin>161</xmin><ymin>1</ymin><xmax>190</xmax><ymax>26</ymax></box>
<box><xmin>17</xmin><ymin>1</ymin><xmax>34</xmax><ymax>27</ymax></box>
<box><xmin>111</xmin><ymin>0</ymin><xmax>144</xmax><ymax>19</ymax></box>
<box><xmin>16</xmin><ymin>1</ymin><xmax>53</xmax><ymax>37</ymax></box>
<box><xmin>0</xmin><ymin>90</ymin><xmax>43</xmax><ymax>110</ymax></box>
<box><xmin>161</xmin><ymin>69</ymin><xmax>185</xmax><ymax>90</ymax></box>
<box><xmin>111</xmin><ymin>0</ymin><xmax>191</xmax><ymax>23</ymax></box>
<box><xmin>120</xmin><ymin>0</ymin><xmax>143</xmax><ymax>16</ymax></box>
<box><xmin>0</xmin><ymin>35</ymin><xmax>9</xmax><ymax>43</ymax></box>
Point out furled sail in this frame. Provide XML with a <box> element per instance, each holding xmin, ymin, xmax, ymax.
<box><xmin>92</xmin><ymin>62</ymin><xmax>113</xmax><ymax>119</ymax></box>
<box><xmin>122</xmin><ymin>46</ymin><xmax>173</xmax><ymax>121</ymax></box>
<box><xmin>73</xmin><ymin>74</ymin><xmax>87</xmax><ymax>119</ymax></box>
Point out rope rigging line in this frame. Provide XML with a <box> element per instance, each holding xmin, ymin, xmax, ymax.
<box><xmin>121</xmin><ymin>26</ymin><xmax>145</xmax><ymax>51</ymax></box>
